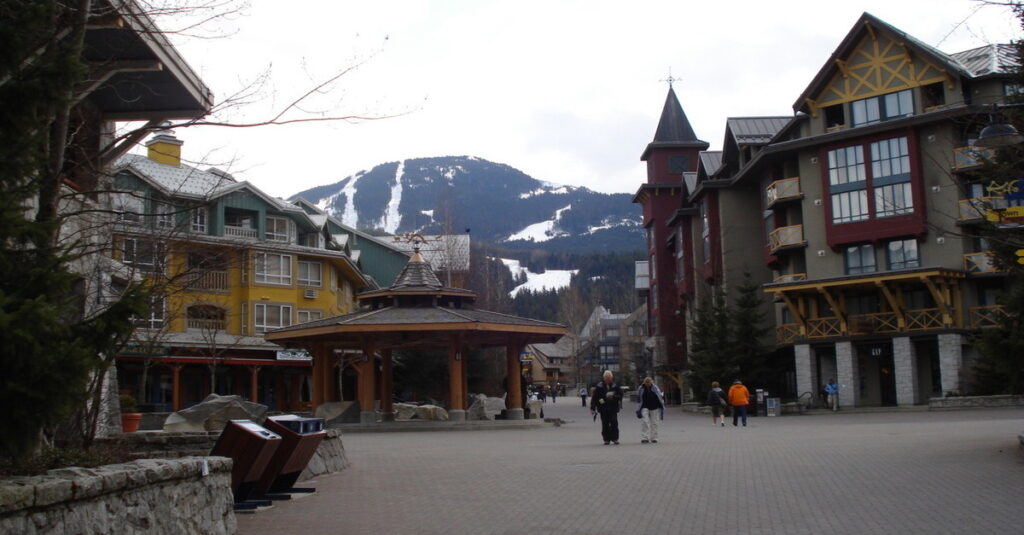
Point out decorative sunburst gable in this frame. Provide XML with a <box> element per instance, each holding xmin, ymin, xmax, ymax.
<box><xmin>804</xmin><ymin>22</ymin><xmax>955</xmax><ymax>116</ymax></box>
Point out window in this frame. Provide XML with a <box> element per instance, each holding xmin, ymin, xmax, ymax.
<box><xmin>298</xmin><ymin>260</ymin><xmax>322</xmax><ymax>287</ymax></box>
<box><xmin>828</xmin><ymin>137</ymin><xmax>915</xmax><ymax>223</ymax></box>
<box><xmin>874</xmin><ymin>182</ymin><xmax>913</xmax><ymax>218</ymax></box>
<box><xmin>872</xmin><ymin>137</ymin><xmax>912</xmax><ymax>217</ymax></box>
<box><xmin>134</xmin><ymin>295</ymin><xmax>165</xmax><ymax>329</ymax></box>
<box><xmin>649</xmin><ymin>255</ymin><xmax>656</xmax><ymax>280</ymax></box>
<box><xmin>255</xmin><ymin>252</ymin><xmax>292</xmax><ymax>285</ymax></box>
<box><xmin>254</xmin><ymin>303</ymin><xmax>292</xmax><ymax>333</ymax></box>
<box><xmin>887</xmin><ymin>239</ymin><xmax>920</xmax><ymax>270</ymax></box>
<box><xmin>851</xmin><ymin>89</ymin><xmax>913</xmax><ymax>127</ymax></box>
<box><xmin>191</xmin><ymin>207</ymin><xmax>208</xmax><ymax>233</ymax></box>
<box><xmin>115</xmin><ymin>192</ymin><xmax>144</xmax><ymax>224</ymax></box>
<box><xmin>650</xmin><ymin>283</ymin><xmax>658</xmax><ymax>310</ymax></box>
<box><xmin>155</xmin><ymin>203</ymin><xmax>175</xmax><ymax>229</ymax></box>
<box><xmin>122</xmin><ymin>238</ymin><xmax>164</xmax><ymax>271</ymax></box>
<box><xmin>297</xmin><ymin>309</ymin><xmax>322</xmax><ymax>324</ymax></box>
<box><xmin>266</xmin><ymin>216</ymin><xmax>291</xmax><ymax>242</ymax></box>
<box><xmin>824</xmin><ymin>104</ymin><xmax>845</xmax><ymax>128</ymax></box>
<box><xmin>605</xmin><ymin>328</ymin><xmax>619</xmax><ymax>338</ymax></box>
<box><xmin>701</xmin><ymin>203</ymin><xmax>711</xmax><ymax>261</ymax></box>
<box><xmin>831</xmin><ymin>190</ymin><xmax>869</xmax><ymax>223</ymax></box>
<box><xmin>844</xmin><ymin>244</ymin><xmax>876</xmax><ymax>274</ymax></box>
<box><xmin>828</xmin><ymin>146</ymin><xmax>866</xmax><ymax>187</ymax></box>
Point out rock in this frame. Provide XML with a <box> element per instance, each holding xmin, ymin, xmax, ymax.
<box><xmin>414</xmin><ymin>405</ymin><xmax>449</xmax><ymax>421</ymax></box>
<box><xmin>525</xmin><ymin>400</ymin><xmax>543</xmax><ymax>419</ymax></box>
<box><xmin>162</xmin><ymin>394</ymin><xmax>267</xmax><ymax>433</ymax></box>
<box><xmin>393</xmin><ymin>403</ymin><xmax>419</xmax><ymax>420</ymax></box>
<box><xmin>467</xmin><ymin>394</ymin><xmax>507</xmax><ymax>420</ymax></box>
<box><xmin>314</xmin><ymin>401</ymin><xmax>360</xmax><ymax>424</ymax></box>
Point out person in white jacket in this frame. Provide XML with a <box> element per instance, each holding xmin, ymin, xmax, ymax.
<box><xmin>636</xmin><ymin>377</ymin><xmax>666</xmax><ymax>444</ymax></box>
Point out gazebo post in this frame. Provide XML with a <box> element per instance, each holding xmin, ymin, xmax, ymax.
<box><xmin>448</xmin><ymin>335</ymin><xmax>466</xmax><ymax>422</ymax></box>
<box><xmin>505</xmin><ymin>342</ymin><xmax>525</xmax><ymax>420</ymax></box>
<box><xmin>309</xmin><ymin>341</ymin><xmax>330</xmax><ymax>409</ymax></box>
<box><xmin>358</xmin><ymin>341</ymin><xmax>377</xmax><ymax>423</ymax></box>
<box><xmin>380</xmin><ymin>349</ymin><xmax>395</xmax><ymax>422</ymax></box>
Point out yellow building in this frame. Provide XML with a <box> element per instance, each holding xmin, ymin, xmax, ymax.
<box><xmin>110</xmin><ymin>131</ymin><xmax>402</xmax><ymax>413</ymax></box>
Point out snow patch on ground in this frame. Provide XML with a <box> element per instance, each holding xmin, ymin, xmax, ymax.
<box><xmin>382</xmin><ymin>160</ymin><xmax>404</xmax><ymax>233</ymax></box>
<box><xmin>500</xmin><ymin>258</ymin><xmax>578</xmax><ymax>297</ymax></box>
<box><xmin>339</xmin><ymin>171</ymin><xmax>364</xmax><ymax>227</ymax></box>
<box><xmin>519</xmin><ymin>185</ymin><xmax>572</xmax><ymax>199</ymax></box>
<box><xmin>506</xmin><ymin>205</ymin><xmax>572</xmax><ymax>243</ymax></box>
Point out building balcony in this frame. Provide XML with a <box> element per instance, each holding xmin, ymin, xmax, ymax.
<box><xmin>964</xmin><ymin>252</ymin><xmax>1002</xmax><ymax>274</ymax></box>
<box><xmin>183</xmin><ymin>270</ymin><xmax>229</xmax><ymax>292</ymax></box>
<box><xmin>187</xmin><ymin>318</ymin><xmax>227</xmax><ymax>331</ymax></box>
<box><xmin>969</xmin><ymin>305</ymin><xmax>1007</xmax><ymax>329</ymax></box>
<box><xmin>958</xmin><ymin>197</ymin><xmax>1007</xmax><ymax>222</ymax></box>
<box><xmin>223</xmin><ymin>225</ymin><xmax>258</xmax><ymax>239</ymax></box>
<box><xmin>849</xmin><ymin>312</ymin><xmax>900</xmax><ymax>334</ymax></box>
<box><xmin>952</xmin><ymin>146</ymin><xmax>995</xmax><ymax>171</ymax></box>
<box><xmin>773</xmin><ymin>272</ymin><xmax>807</xmax><ymax>283</ymax></box>
<box><xmin>768</xmin><ymin>224</ymin><xmax>806</xmax><ymax>253</ymax></box>
<box><xmin>765</xmin><ymin>177</ymin><xmax>802</xmax><ymax>207</ymax></box>
<box><xmin>776</xmin><ymin>323</ymin><xmax>801</xmax><ymax>345</ymax></box>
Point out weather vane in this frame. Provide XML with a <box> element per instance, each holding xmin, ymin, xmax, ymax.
<box><xmin>660</xmin><ymin>68</ymin><xmax>681</xmax><ymax>88</ymax></box>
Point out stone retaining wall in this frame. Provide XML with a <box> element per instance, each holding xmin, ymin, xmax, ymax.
<box><xmin>928</xmin><ymin>395</ymin><xmax>1024</xmax><ymax>409</ymax></box>
<box><xmin>95</xmin><ymin>428</ymin><xmax>349</xmax><ymax>482</ymax></box>
<box><xmin>0</xmin><ymin>457</ymin><xmax>235</xmax><ymax>534</ymax></box>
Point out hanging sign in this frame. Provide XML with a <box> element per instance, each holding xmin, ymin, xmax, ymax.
<box><xmin>276</xmin><ymin>349</ymin><xmax>312</xmax><ymax>361</ymax></box>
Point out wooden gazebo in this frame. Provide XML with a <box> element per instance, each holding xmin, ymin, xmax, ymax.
<box><xmin>265</xmin><ymin>247</ymin><xmax>565</xmax><ymax>422</ymax></box>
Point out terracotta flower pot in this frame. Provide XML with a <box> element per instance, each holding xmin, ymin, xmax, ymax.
<box><xmin>121</xmin><ymin>413</ymin><xmax>143</xmax><ymax>433</ymax></box>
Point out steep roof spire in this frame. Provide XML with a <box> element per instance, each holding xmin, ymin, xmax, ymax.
<box><xmin>642</xmin><ymin>86</ymin><xmax>709</xmax><ymax>160</ymax></box>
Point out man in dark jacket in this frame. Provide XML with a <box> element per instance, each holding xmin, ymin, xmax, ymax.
<box><xmin>590</xmin><ymin>370</ymin><xmax>623</xmax><ymax>445</ymax></box>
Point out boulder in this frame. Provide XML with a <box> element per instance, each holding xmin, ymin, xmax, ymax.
<box><xmin>467</xmin><ymin>394</ymin><xmax>507</xmax><ymax>421</ymax></box>
<box><xmin>414</xmin><ymin>405</ymin><xmax>449</xmax><ymax>421</ymax></box>
<box><xmin>162</xmin><ymin>394</ymin><xmax>267</xmax><ymax>432</ymax></box>
<box><xmin>314</xmin><ymin>401</ymin><xmax>360</xmax><ymax>425</ymax></box>
<box><xmin>394</xmin><ymin>403</ymin><xmax>419</xmax><ymax>420</ymax></box>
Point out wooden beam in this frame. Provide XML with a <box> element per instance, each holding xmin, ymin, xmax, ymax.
<box><xmin>778</xmin><ymin>292</ymin><xmax>808</xmax><ymax>336</ymax></box>
<box><xmin>920</xmin><ymin>276</ymin><xmax>953</xmax><ymax>326</ymax></box>
<box><xmin>875</xmin><ymin>281</ymin><xmax>906</xmax><ymax>329</ymax></box>
<box><xmin>816</xmin><ymin>286</ymin><xmax>847</xmax><ymax>333</ymax></box>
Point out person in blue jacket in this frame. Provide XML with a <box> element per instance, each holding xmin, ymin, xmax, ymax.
<box><xmin>824</xmin><ymin>378</ymin><xmax>840</xmax><ymax>411</ymax></box>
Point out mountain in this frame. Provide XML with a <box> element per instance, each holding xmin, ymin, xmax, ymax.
<box><xmin>290</xmin><ymin>156</ymin><xmax>643</xmax><ymax>253</ymax></box>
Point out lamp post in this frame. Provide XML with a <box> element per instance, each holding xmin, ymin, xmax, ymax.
<box><xmin>976</xmin><ymin>103</ymin><xmax>1024</xmax><ymax>148</ymax></box>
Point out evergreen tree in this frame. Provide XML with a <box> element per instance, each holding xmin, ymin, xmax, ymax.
<box><xmin>686</xmin><ymin>290</ymin><xmax>737</xmax><ymax>400</ymax></box>
<box><xmin>732</xmin><ymin>273</ymin><xmax>771</xmax><ymax>385</ymax></box>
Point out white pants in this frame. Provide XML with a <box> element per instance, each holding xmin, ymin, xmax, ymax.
<box><xmin>827</xmin><ymin>394</ymin><xmax>838</xmax><ymax>410</ymax></box>
<box><xmin>640</xmin><ymin>408</ymin><xmax>659</xmax><ymax>441</ymax></box>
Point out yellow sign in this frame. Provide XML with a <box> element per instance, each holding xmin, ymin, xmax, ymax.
<box><xmin>1016</xmin><ymin>249</ymin><xmax>1024</xmax><ymax>265</ymax></box>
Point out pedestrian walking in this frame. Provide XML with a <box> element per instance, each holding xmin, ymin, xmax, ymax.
<box><xmin>636</xmin><ymin>377</ymin><xmax>665</xmax><ymax>443</ymax></box>
<box><xmin>579</xmin><ymin>387</ymin><xmax>588</xmax><ymax>407</ymax></box>
<box><xmin>824</xmin><ymin>378</ymin><xmax>840</xmax><ymax>411</ymax></box>
<box><xmin>550</xmin><ymin>387</ymin><xmax>556</xmax><ymax>403</ymax></box>
<box><xmin>706</xmin><ymin>381</ymin><xmax>728</xmax><ymax>427</ymax></box>
<box><xmin>728</xmin><ymin>379</ymin><xmax>750</xmax><ymax>427</ymax></box>
<box><xmin>590</xmin><ymin>370</ymin><xmax>623</xmax><ymax>445</ymax></box>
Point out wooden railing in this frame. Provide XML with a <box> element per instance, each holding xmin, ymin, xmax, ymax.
<box><xmin>906</xmin><ymin>308</ymin><xmax>944</xmax><ymax>330</ymax></box>
<box><xmin>776</xmin><ymin>323</ymin><xmax>801</xmax><ymax>344</ymax></box>
<box><xmin>224</xmin><ymin>225</ymin><xmax>258</xmax><ymax>239</ymax></box>
<box><xmin>958</xmin><ymin>197</ymin><xmax>1004</xmax><ymax>221</ymax></box>
<box><xmin>849</xmin><ymin>312</ymin><xmax>900</xmax><ymax>334</ymax></box>
<box><xmin>953</xmin><ymin>146</ymin><xmax>995</xmax><ymax>170</ymax></box>
<box><xmin>769</xmin><ymin>224</ymin><xmax>805</xmax><ymax>252</ymax></box>
<box><xmin>773</xmin><ymin>273</ymin><xmax>807</xmax><ymax>283</ymax></box>
<box><xmin>969</xmin><ymin>305</ymin><xmax>1007</xmax><ymax>329</ymax></box>
<box><xmin>766</xmin><ymin>177</ymin><xmax>801</xmax><ymax>206</ymax></box>
<box><xmin>806</xmin><ymin>317</ymin><xmax>842</xmax><ymax>338</ymax></box>
<box><xmin>964</xmin><ymin>252</ymin><xmax>1001</xmax><ymax>274</ymax></box>
<box><xmin>184</xmin><ymin>270</ymin><xmax>229</xmax><ymax>291</ymax></box>
<box><xmin>187</xmin><ymin>318</ymin><xmax>227</xmax><ymax>331</ymax></box>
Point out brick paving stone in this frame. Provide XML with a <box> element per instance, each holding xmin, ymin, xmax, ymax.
<box><xmin>237</xmin><ymin>402</ymin><xmax>1024</xmax><ymax>535</ymax></box>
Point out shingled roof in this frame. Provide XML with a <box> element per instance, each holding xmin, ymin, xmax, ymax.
<box><xmin>642</xmin><ymin>86</ymin><xmax>709</xmax><ymax>160</ymax></box>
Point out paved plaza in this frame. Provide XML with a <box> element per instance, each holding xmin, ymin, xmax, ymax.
<box><xmin>238</xmin><ymin>402</ymin><xmax>1023</xmax><ymax>534</ymax></box>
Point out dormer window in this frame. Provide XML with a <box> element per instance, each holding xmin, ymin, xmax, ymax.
<box><xmin>266</xmin><ymin>216</ymin><xmax>292</xmax><ymax>242</ymax></box>
<box><xmin>851</xmin><ymin>89</ymin><xmax>913</xmax><ymax>127</ymax></box>
<box><xmin>114</xmin><ymin>192</ymin><xmax>143</xmax><ymax>224</ymax></box>
<box><xmin>191</xmin><ymin>207</ymin><xmax>208</xmax><ymax>233</ymax></box>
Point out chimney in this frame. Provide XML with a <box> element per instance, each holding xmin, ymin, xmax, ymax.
<box><xmin>144</xmin><ymin>125</ymin><xmax>183</xmax><ymax>166</ymax></box>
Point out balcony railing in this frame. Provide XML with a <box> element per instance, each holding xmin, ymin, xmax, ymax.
<box><xmin>776</xmin><ymin>323</ymin><xmax>801</xmax><ymax>345</ymax></box>
<box><xmin>806</xmin><ymin>317</ymin><xmax>842</xmax><ymax>338</ymax></box>
<box><xmin>224</xmin><ymin>225</ymin><xmax>258</xmax><ymax>239</ymax></box>
<box><xmin>765</xmin><ymin>177</ymin><xmax>802</xmax><ymax>207</ymax></box>
<box><xmin>969</xmin><ymin>305</ymin><xmax>1007</xmax><ymax>329</ymax></box>
<box><xmin>187</xmin><ymin>318</ymin><xmax>227</xmax><ymax>331</ymax></box>
<box><xmin>773</xmin><ymin>273</ymin><xmax>807</xmax><ymax>283</ymax></box>
<box><xmin>184</xmin><ymin>270</ymin><xmax>229</xmax><ymax>291</ymax></box>
<box><xmin>769</xmin><ymin>224</ymin><xmax>805</xmax><ymax>253</ymax></box>
<box><xmin>953</xmin><ymin>146</ymin><xmax>995</xmax><ymax>170</ymax></box>
<box><xmin>906</xmin><ymin>308</ymin><xmax>944</xmax><ymax>330</ymax></box>
<box><xmin>849</xmin><ymin>312</ymin><xmax>900</xmax><ymax>334</ymax></box>
<box><xmin>964</xmin><ymin>252</ymin><xmax>1001</xmax><ymax>274</ymax></box>
<box><xmin>958</xmin><ymin>197</ymin><xmax>1006</xmax><ymax>221</ymax></box>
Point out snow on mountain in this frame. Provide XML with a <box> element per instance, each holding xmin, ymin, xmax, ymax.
<box><xmin>381</xmin><ymin>160</ymin><xmax>404</xmax><ymax>233</ymax></box>
<box><xmin>500</xmin><ymin>258</ymin><xmax>577</xmax><ymax>297</ymax></box>
<box><xmin>507</xmin><ymin>205</ymin><xmax>572</xmax><ymax>243</ymax></box>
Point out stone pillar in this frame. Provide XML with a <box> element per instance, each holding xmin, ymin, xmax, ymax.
<box><xmin>835</xmin><ymin>341</ymin><xmax>858</xmax><ymax>408</ymax></box>
<box><xmin>171</xmin><ymin>365</ymin><xmax>182</xmax><ymax>412</ymax></box>
<box><xmin>505</xmin><ymin>344</ymin><xmax>524</xmax><ymax>420</ymax></box>
<box><xmin>380</xmin><ymin>349</ymin><xmax>395</xmax><ymax>422</ymax></box>
<box><xmin>248</xmin><ymin>366</ymin><xmax>261</xmax><ymax>404</ymax></box>
<box><xmin>448</xmin><ymin>336</ymin><xmax>466</xmax><ymax>422</ymax></box>
<box><xmin>938</xmin><ymin>333</ymin><xmax>964</xmax><ymax>396</ymax></box>
<box><xmin>893</xmin><ymin>336</ymin><xmax>919</xmax><ymax>406</ymax></box>
<box><xmin>794</xmin><ymin>344</ymin><xmax>816</xmax><ymax>407</ymax></box>
<box><xmin>359</xmin><ymin>344</ymin><xmax>376</xmax><ymax>423</ymax></box>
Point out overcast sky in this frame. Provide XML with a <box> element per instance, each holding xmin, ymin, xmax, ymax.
<box><xmin>147</xmin><ymin>1</ymin><xmax>1022</xmax><ymax>199</ymax></box>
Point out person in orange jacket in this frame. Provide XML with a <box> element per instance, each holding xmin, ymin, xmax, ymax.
<box><xmin>727</xmin><ymin>379</ymin><xmax>751</xmax><ymax>427</ymax></box>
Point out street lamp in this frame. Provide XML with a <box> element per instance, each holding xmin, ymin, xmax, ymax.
<box><xmin>976</xmin><ymin>104</ymin><xmax>1024</xmax><ymax>148</ymax></box>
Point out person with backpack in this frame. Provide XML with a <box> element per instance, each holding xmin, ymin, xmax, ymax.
<box><xmin>706</xmin><ymin>381</ymin><xmax>728</xmax><ymax>427</ymax></box>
